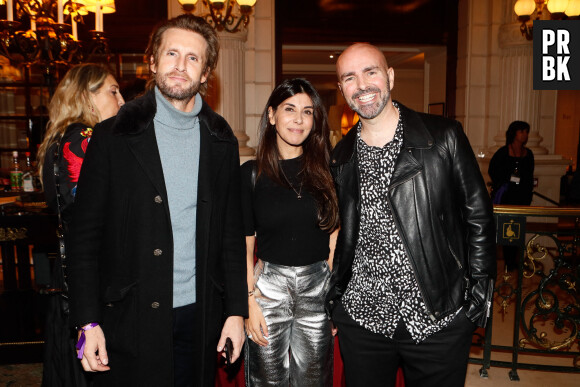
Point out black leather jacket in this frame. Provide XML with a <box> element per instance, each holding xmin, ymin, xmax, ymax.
<box><xmin>327</xmin><ymin>102</ymin><xmax>496</xmax><ymax>327</ymax></box>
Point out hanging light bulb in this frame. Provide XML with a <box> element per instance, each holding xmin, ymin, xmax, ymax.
<box><xmin>565</xmin><ymin>0</ymin><xmax>580</xmax><ymax>16</ymax></box>
<box><xmin>180</xmin><ymin>0</ymin><xmax>258</xmax><ymax>33</ymax></box>
<box><xmin>514</xmin><ymin>0</ymin><xmax>537</xmax><ymax>18</ymax></box>
<box><xmin>177</xmin><ymin>0</ymin><xmax>198</xmax><ymax>13</ymax></box>
<box><xmin>546</xmin><ymin>0</ymin><xmax>569</xmax><ymax>14</ymax></box>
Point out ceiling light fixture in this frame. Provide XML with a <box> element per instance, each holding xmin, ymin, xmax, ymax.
<box><xmin>178</xmin><ymin>0</ymin><xmax>257</xmax><ymax>33</ymax></box>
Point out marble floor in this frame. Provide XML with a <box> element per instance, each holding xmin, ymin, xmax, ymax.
<box><xmin>465</xmin><ymin>363</ymin><xmax>578</xmax><ymax>387</ymax></box>
<box><xmin>0</xmin><ymin>363</ymin><xmax>42</xmax><ymax>386</ymax></box>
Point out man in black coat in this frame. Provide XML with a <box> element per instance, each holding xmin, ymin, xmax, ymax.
<box><xmin>328</xmin><ymin>43</ymin><xmax>496</xmax><ymax>387</ymax></box>
<box><xmin>67</xmin><ymin>15</ymin><xmax>247</xmax><ymax>386</ymax></box>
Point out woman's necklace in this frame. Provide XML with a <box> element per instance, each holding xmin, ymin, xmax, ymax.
<box><xmin>279</xmin><ymin>163</ymin><xmax>303</xmax><ymax>199</ymax></box>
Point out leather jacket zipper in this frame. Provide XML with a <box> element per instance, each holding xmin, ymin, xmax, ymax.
<box><xmin>386</xmin><ymin>168</ymin><xmax>438</xmax><ymax>322</ymax></box>
<box><xmin>448</xmin><ymin>242</ymin><xmax>463</xmax><ymax>269</ymax></box>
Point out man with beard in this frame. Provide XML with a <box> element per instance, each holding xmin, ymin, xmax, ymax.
<box><xmin>67</xmin><ymin>15</ymin><xmax>247</xmax><ymax>386</ymax></box>
<box><xmin>327</xmin><ymin>43</ymin><xmax>496</xmax><ymax>387</ymax></box>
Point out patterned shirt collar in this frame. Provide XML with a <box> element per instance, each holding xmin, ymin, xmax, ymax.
<box><xmin>356</xmin><ymin>101</ymin><xmax>403</xmax><ymax>154</ymax></box>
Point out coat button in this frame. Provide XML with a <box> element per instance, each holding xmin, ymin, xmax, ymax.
<box><xmin>154</xmin><ymin>195</ymin><xmax>163</xmax><ymax>204</ymax></box>
<box><xmin>153</xmin><ymin>249</ymin><xmax>162</xmax><ymax>256</ymax></box>
<box><xmin>329</xmin><ymin>300</ymin><xmax>334</xmax><ymax>305</ymax></box>
<box><xmin>151</xmin><ymin>302</ymin><xmax>160</xmax><ymax>309</ymax></box>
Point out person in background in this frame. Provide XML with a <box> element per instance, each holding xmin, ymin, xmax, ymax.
<box><xmin>38</xmin><ymin>63</ymin><xmax>124</xmax><ymax>387</ymax></box>
<box><xmin>241</xmin><ymin>78</ymin><xmax>339</xmax><ymax>386</ymax></box>
<box><xmin>489</xmin><ymin>121</ymin><xmax>534</xmax><ymax>206</ymax></box>
<box><xmin>39</xmin><ymin>64</ymin><xmax>124</xmax><ymax>217</ymax></box>
<box><xmin>328</xmin><ymin>43</ymin><xmax>496</xmax><ymax>387</ymax></box>
<box><xmin>67</xmin><ymin>14</ymin><xmax>247</xmax><ymax>386</ymax></box>
<box><xmin>489</xmin><ymin>120</ymin><xmax>535</xmax><ymax>270</ymax></box>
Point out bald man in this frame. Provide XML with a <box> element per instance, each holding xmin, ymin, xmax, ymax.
<box><xmin>326</xmin><ymin>43</ymin><xmax>496</xmax><ymax>387</ymax></box>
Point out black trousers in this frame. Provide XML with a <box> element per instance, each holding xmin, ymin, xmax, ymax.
<box><xmin>173</xmin><ymin>303</ymin><xmax>200</xmax><ymax>387</ymax></box>
<box><xmin>333</xmin><ymin>300</ymin><xmax>475</xmax><ymax>387</ymax></box>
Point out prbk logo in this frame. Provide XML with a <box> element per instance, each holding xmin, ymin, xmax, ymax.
<box><xmin>533</xmin><ymin>20</ymin><xmax>580</xmax><ymax>90</ymax></box>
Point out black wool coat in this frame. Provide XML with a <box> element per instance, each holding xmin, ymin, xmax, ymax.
<box><xmin>67</xmin><ymin>90</ymin><xmax>247</xmax><ymax>386</ymax></box>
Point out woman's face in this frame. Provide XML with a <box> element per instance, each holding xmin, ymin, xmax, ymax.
<box><xmin>269</xmin><ymin>92</ymin><xmax>314</xmax><ymax>154</ymax></box>
<box><xmin>515</xmin><ymin>129</ymin><xmax>529</xmax><ymax>145</ymax></box>
<box><xmin>91</xmin><ymin>75</ymin><xmax>125</xmax><ymax>122</ymax></box>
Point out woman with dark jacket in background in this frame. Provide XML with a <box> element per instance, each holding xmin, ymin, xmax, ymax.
<box><xmin>489</xmin><ymin>120</ymin><xmax>534</xmax><ymax>271</ymax></box>
<box><xmin>489</xmin><ymin>120</ymin><xmax>535</xmax><ymax>206</ymax></box>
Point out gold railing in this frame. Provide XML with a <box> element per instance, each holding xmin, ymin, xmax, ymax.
<box><xmin>494</xmin><ymin>205</ymin><xmax>580</xmax><ymax>216</ymax></box>
<box><xmin>474</xmin><ymin>205</ymin><xmax>580</xmax><ymax>381</ymax></box>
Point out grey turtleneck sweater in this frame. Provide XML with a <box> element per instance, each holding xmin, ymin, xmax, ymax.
<box><xmin>153</xmin><ymin>87</ymin><xmax>201</xmax><ymax>308</ymax></box>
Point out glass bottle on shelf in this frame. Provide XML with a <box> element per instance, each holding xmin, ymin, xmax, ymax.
<box><xmin>10</xmin><ymin>151</ymin><xmax>23</xmax><ymax>192</ymax></box>
<box><xmin>22</xmin><ymin>152</ymin><xmax>35</xmax><ymax>192</ymax></box>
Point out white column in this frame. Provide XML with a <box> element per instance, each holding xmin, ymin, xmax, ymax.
<box><xmin>167</xmin><ymin>0</ymin><xmax>257</xmax><ymax>157</ymax></box>
<box><xmin>243</xmin><ymin>0</ymin><xmax>276</xmax><ymax>162</ymax></box>
<box><xmin>214</xmin><ymin>31</ymin><xmax>254</xmax><ymax>156</ymax></box>
<box><xmin>496</xmin><ymin>0</ymin><xmax>550</xmax><ymax>155</ymax></box>
<box><xmin>489</xmin><ymin>0</ymin><xmax>569</xmax><ymax>207</ymax></box>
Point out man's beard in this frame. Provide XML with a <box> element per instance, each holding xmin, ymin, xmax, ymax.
<box><xmin>347</xmin><ymin>80</ymin><xmax>391</xmax><ymax>120</ymax></box>
<box><xmin>156</xmin><ymin>71</ymin><xmax>200</xmax><ymax>101</ymax></box>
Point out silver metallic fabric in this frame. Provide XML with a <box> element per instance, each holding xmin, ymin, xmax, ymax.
<box><xmin>245</xmin><ymin>261</ymin><xmax>333</xmax><ymax>386</ymax></box>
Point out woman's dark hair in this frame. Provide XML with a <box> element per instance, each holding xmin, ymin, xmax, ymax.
<box><xmin>256</xmin><ymin>78</ymin><xmax>339</xmax><ymax>232</ymax></box>
<box><xmin>505</xmin><ymin>120</ymin><xmax>530</xmax><ymax>146</ymax></box>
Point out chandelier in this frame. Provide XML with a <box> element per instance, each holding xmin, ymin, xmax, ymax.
<box><xmin>0</xmin><ymin>0</ymin><xmax>116</xmax><ymax>71</ymax></box>
<box><xmin>514</xmin><ymin>0</ymin><xmax>580</xmax><ymax>40</ymax></box>
<box><xmin>178</xmin><ymin>0</ymin><xmax>257</xmax><ymax>33</ymax></box>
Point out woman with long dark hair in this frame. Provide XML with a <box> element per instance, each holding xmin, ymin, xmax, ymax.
<box><xmin>241</xmin><ymin>78</ymin><xmax>339</xmax><ymax>386</ymax></box>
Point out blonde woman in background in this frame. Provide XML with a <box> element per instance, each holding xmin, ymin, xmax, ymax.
<box><xmin>38</xmin><ymin>63</ymin><xmax>124</xmax><ymax>387</ymax></box>
<box><xmin>38</xmin><ymin>63</ymin><xmax>124</xmax><ymax>216</ymax></box>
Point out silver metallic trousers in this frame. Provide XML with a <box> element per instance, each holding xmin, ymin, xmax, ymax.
<box><xmin>245</xmin><ymin>260</ymin><xmax>334</xmax><ymax>387</ymax></box>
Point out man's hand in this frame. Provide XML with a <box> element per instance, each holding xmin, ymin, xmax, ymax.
<box><xmin>77</xmin><ymin>325</ymin><xmax>110</xmax><ymax>372</ymax></box>
<box><xmin>217</xmin><ymin>316</ymin><xmax>244</xmax><ymax>363</ymax></box>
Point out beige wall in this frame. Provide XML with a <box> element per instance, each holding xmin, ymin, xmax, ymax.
<box><xmin>244</xmin><ymin>0</ymin><xmax>276</xmax><ymax>153</ymax></box>
<box><xmin>392</xmin><ymin>69</ymin><xmax>425</xmax><ymax>113</ymax></box>
<box><xmin>457</xmin><ymin>0</ymin><xmax>572</xmax><ymax>205</ymax></box>
<box><xmin>555</xmin><ymin>90</ymin><xmax>580</xmax><ymax>168</ymax></box>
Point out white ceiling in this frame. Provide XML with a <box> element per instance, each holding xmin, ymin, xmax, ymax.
<box><xmin>281</xmin><ymin>44</ymin><xmax>445</xmax><ymax>90</ymax></box>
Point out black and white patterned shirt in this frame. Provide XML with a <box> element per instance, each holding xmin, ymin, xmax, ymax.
<box><xmin>342</xmin><ymin>102</ymin><xmax>459</xmax><ymax>343</ymax></box>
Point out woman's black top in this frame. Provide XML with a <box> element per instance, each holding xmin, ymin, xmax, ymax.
<box><xmin>240</xmin><ymin>157</ymin><xmax>330</xmax><ymax>266</ymax></box>
<box><xmin>488</xmin><ymin>145</ymin><xmax>535</xmax><ymax>205</ymax></box>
